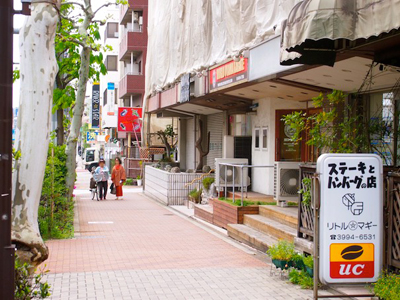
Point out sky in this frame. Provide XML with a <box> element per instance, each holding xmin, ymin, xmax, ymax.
<box><xmin>12</xmin><ymin>0</ymin><xmax>112</xmax><ymax>107</ymax></box>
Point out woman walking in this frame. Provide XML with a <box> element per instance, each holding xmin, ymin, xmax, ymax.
<box><xmin>94</xmin><ymin>159</ymin><xmax>109</xmax><ymax>201</ymax></box>
<box><xmin>111</xmin><ymin>157</ymin><xmax>126</xmax><ymax>200</ymax></box>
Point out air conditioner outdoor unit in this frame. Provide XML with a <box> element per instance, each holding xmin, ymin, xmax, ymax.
<box><xmin>215</xmin><ymin>158</ymin><xmax>249</xmax><ymax>191</ymax></box>
<box><xmin>273</xmin><ymin>162</ymin><xmax>300</xmax><ymax>204</ymax></box>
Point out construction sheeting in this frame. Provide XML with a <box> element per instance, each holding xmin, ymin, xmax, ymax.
<box><xmin>145</xmin><ymin>0</ymin><xmax>300</xmax><ymax>98</ymax></box>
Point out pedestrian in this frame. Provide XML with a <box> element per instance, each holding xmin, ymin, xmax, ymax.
<box><xmin>94</xmin><ymin>159</ymin><xmax>109</xmax><ymax>201</ymax></box>
<box><xmin>111</xmin><ymin>157</ymin><xmax>126</xmax><ymax>200</ymax></box>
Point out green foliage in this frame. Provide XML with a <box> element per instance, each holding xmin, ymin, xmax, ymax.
<box><xmin>298</xmin><ymin>177</ymin><xmax>312</xmax><ymax>207</ymax></box>
<box><xmin>283</xmin><ymin>90</ymin><xmax>366</xmax><ymax>154</ymax></box>
<box><xmin>124</xmin><ymin>178</ymin><xmax>134</xmax><ymax>185</ymax></box>
<box><xmin>136</xmin><ymin>175</ymin><xmax>142</xmax><ymax>180</ymax></box>
<box><xmin>39</xmin><ymin>143</ymin><xmax>74</xmax><ymax>240</ymax></box>
<box><xmin>15</xmin><ymin>258</ymin><xmax>51</xmax><ymax>299</ymax></box>
<box><xmin>266</xmin><ymin>240</ymin><xmax>296</xmax><ymax>261</ymax></box>
<box><xmin>13</xmin><ymin>69</ymin><xmax>20</xmax><ymax>83</ymax></box>
<box><xmin>303</xmin><ymin>255</ymin><xmax>314</xmax><ymax>269</ymax></box>
<box><xmin>288</xmin><ymin>268</ymin><xmax>314</xmax><ymax>289</ymax></box>
<box><xmin>373</xmin><ymin>272</ymin><xmax>400</xmax><ymax>300</ymax></box>
<box><xmin>202</xmin><ymin>177</ymin><xmax>215</xmax><ymax>191</ymax></box>
<box><xmin>189</xmin><ymin>188</ymin><xmax>202</xmax><ymax>203</ymax></box>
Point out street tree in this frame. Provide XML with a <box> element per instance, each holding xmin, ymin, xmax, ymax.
<box><xmin>62</xmin><ymin>0</ymin><xmax>126</xmax><ymax>198</ymax></box>
<box><xmin>53</xmin><ymin>3</ymin><xmax>110</xmax><ymax>146</ymax></box>
<box><xmin>12</xmin><ymin>0</ymin><xmax>61</xmax><ymax>266</ymax></box>
<box><xmin>13</xmin><ymin>0</ymin><xmax>125</xmax><ymax>265</ymax></box>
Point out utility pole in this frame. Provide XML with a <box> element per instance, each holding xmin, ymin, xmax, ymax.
<box><xmin>0</xmin><ymin>0</ymin><xmax>15</xmax><ymax>298</ymax></box>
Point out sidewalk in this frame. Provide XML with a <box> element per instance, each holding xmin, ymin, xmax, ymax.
<box><xmin>43</xmin><ymin>170</ymin><xmax>315</xmax><ymax>299</ymax></box>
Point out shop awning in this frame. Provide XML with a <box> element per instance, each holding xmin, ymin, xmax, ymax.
<box><xmin>280</xmin><ymin>0</ymin><xmax>400</xmax><ymax>66</ymax></box>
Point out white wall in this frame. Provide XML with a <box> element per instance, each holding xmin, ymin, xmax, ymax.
<box><xmin>251</xmin><ymin>98</ymin><xmax>306</xmax><ymax>195</ymax></box>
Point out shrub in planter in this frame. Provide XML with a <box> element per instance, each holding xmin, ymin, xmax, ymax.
<box><xmin>124</xmin><ymin>178</ymin><xmax>134</xmax><ymax>186</ymax></box>
<box><xmin>202</xmin><ymin>177</ymin><xmax>215</xmax><ymax>191</ymax></box>
<box><xmin>303</xmin><ymin>255</ymin><xmax>314</xmax><ymax>277</ymax></box>
<box><xmin>189</xmin><ymin>188</ymin><xmax>202</xmax><ymax>204</ymax></box>
<box><xmin>373</xmin><ymin>272</ymin><xmax>400</xmax><ymax>300</ymax></box>
<box><xmin>292</xmin><ymin>253</ymin><xmax>305</xmax><ymax>271</ymax></box>
<box><xmin>267</xmin><ymin>240</ymin><xmax>296</xmax><ymax>270</ymax></box>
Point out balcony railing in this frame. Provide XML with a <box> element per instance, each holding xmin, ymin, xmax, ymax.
<box><xmin>119</xmin><ymin>31</ymin><xmax>148</xmax><ymax>61</ymax></box>
<box><xmin>119</xmin><ymin>73</ymin><xmax>145</xmax><ymax>98</ymax></box>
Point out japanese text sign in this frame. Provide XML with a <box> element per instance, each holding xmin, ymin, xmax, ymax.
<box><xmin>91</xmin><ymin>83</ymin><xmax>100</xmax><ymax>128</ymax></box>
<box><xmin>317</xmin><ymin>154</ymin><xmax>383</xmax><ymax>284</ymax></box>
<box><xmin>117</xmin><ymin>107</ymin><xmax>142</xmax><ymax>132</ymax></box>
<box><xmin>209</xmin><ymin>57</ymin><xmax>248</xmax><ymax>92</ymax></box>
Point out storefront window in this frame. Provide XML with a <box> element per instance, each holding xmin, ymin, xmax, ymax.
<box><xmin>229</xmin><ymin>114</ymin><xmax>252</xmax><ymax>136</ymax></box>
<box><xmin>254</xmin><ymin>128</ymin><xmax>260</xmax><ymax>149</ymax></box>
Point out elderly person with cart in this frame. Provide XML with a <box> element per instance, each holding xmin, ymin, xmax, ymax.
<box><xmin>93</xmin><ymin>159</ymin><xmax>110</xmax><ymax>201</ymax></box>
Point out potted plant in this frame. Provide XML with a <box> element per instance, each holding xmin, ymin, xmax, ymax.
<box><xmin>266</xmin><ymin>240</ymin><xmax>296</xmax><ymax>270</ymax></box>
<box><xmin>292</xmin><ymin>253</ymin><xmax>305</xmax><ymax>271</ymax></box>
<box><xmin>303</xmin><ymin>255</ymin><xmax>313</xmax><ymax>277</ymax></box>
<box><xmin>188</xmin><ymin>188</ymin><xmax>202</xmax><ymax>207</ymax></box>
<box><xmin>136</xmin><ymin>175</ymin><xmax>142</xmax><ymax>186</ymax></box>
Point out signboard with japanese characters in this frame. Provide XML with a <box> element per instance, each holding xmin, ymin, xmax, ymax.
<box><xmin>91</xmin><ymin>83</ymin><xmax>100</xmax><ymax>129</ymax></box>
<box><xmin>117</xmin><ymin>107</ymin><xmax>142</xmax><ymax>132</ymax></box>
<box><xmin>209</xmin><ymin>57</ymin><xmax>248</xmax><ymax>92</ymax></box>
<box><xmin>317</xmin><ymin>154</ymin><xmax>383</xmax><ymax>284</ymax></box>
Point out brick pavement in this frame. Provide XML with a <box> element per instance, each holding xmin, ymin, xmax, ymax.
<box><xmin>43</xmin><ymin>170</ymin><xmax>317</xmax><ymax>299</ymax></box>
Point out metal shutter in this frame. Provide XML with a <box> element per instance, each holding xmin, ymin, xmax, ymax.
<box><xmin>206</xmin><ymin>113</ymin><xmax>224</xmax><ymax>169</ymax></box>
<box><xmin>185</xmin><ymin>118</ymin><xmax>196</xmax><ymax>170</ymax></box>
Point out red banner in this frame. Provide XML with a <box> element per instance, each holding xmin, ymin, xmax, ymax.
<box><xmin>117</xmin><ymin>107</ymin><xmax>142</xmax><ymax>132</ymax></box>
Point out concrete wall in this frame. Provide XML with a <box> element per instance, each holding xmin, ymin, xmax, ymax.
<box><xmin>251</xmin><ymin>98</ymin><xmax>306</xmax><ymax>195</ymax></box>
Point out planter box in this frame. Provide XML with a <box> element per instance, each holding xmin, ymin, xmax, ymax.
<box><xmin>212</xmin><ymin>199</ymin><xmax>259</xmax><ymax>229</ymax></box>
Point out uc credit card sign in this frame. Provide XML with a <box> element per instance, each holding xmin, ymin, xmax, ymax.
<box><xmin>117</xmin><ymin>107</ymin><xmax>142</xmax><ymax>132</ymax></box>
<box><xmin>317</xmin><ymin>154</ymin><xmax>383</xmax><ymax>284</ymax></box>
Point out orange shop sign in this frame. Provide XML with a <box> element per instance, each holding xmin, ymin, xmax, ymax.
<box><xmin>209</xmin><ymin>57</ymin><xmax>248</xmax><ymax>92</ymax></box>
<box><xmin>330</xmin><ymin>243</ymin><xmax>374</xmax><ymax>279</ymax></box>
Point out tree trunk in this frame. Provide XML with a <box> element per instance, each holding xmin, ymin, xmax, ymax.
<box><xmin>65</xmin><ymin>10</ymin><xmax>92</xmax><ymax>198</ymax></box>
<box><xmin>12</xmin><ymin>2</ymin><xmax>59</xmax><ymax>266</ymax></box>
<box><xmin>56</xmin><ymin>108</ymin><xmax>64</xmax><ymax>145</ymax></box>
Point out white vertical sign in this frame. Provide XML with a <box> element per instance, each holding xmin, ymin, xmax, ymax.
<box><xmin>317</xmin><ymin>154</ymin><xmax>383</xmax><ymax>284</ymax></box>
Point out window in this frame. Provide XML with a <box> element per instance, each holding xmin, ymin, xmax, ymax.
<box><xmin>254</xmin><ymin>128</ymin><xmax>260</xmax><ymax>149</ymax></box>
<box><xmin>105</xmin><ymin>55</ymin><xmax>118</xmax><ymax>72</ymax></box>
<box><xmin>103</xmin><ymin>88</ymin><xmax>107</xmax><ymax>106</ymax></box>
<box><xmin>105</xmin><ymin>22</ymin><xmax>118</xmax><ymax>39</ymax></box>
<box><xmin>115</xmin><ymin>88</ymin><xmax>118</xmax><ymax>105</ymax></box>
<box><xmin>262</xmin><ymin>127</ymin><xmax>268</xmax><ymax>150</ymax></box>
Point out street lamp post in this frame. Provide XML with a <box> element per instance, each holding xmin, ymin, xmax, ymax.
<box><xmin>0</xmin><ymin>0</ymin><xmax>15</xmax><ymax>298</ymax></box>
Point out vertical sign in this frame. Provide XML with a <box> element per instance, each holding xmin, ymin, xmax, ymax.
<box><xmin>117</xmin><ymin>107</ymin><xmax>142</xmax><ymax>132</ymax></box>
<box><xmin>180</xmin><ymin>74</ymin><xmax>190</xmax><ymax>103</ymax></box>
<box><xmin>317</xmin><ymin>154</ymin><xmax>383</xmax><ymax>284</ymax></box>
<box><xmin>91</xmin><ymin>83</ymin><xmax>100</xmax><ymax>128</ymax></box>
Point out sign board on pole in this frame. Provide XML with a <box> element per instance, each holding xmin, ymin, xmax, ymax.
<box><xmin>117</xmin><ymin>107</ymin><xmax>142</xmax><ymax>132</ymax></box>
<box><xmin>91</xmin><ymin>83</ymin><xmax>100</xmax><ymax>128</ymax></box>
<box><xmin>107</xmin><ymin>82</ymin><xmax>115</xmax><ymax>90</ymax></box>
<box><xmin>317</xmin><ymin>154</ymin><xmax>383</xmax><ymax>284</ymax></box>
<box><xmin>86</xmin><ymin>131</ymin><xmax>98</xmax><ymax>143</ymax></box>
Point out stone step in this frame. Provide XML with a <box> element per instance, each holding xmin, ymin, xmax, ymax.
<box><xmin>243</xmin><ymin>214</ymin><xmax>297</xmax><ymax>242</ymax></box>
<box><xmin>259</xmin><ymin>205</ymin><xmax>298</xmax><ymax>229</ymax></box>
<box><xmin>227</xmin><ymin>224</ymin><xmax>278</xmax><ymax>253</ymax></box>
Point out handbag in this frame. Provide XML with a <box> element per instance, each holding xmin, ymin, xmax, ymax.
<box><xmin>110</xmin><ymin>183</ymin><xmax>116</xmax><ymax>194</ymax></box>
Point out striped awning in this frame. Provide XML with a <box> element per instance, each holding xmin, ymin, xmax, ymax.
<box><xmin>281</xmin><ymin>0</ymin><xmax>400</xmax><ymax>65</ymax></box>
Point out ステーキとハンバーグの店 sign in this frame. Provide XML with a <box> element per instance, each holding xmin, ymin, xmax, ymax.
<box><xmin>317</xmin><ymin>154</ymin><xmax>383</xmax><ymax>284</ymax></box>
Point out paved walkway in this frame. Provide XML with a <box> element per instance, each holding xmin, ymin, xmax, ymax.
<box><xmin>43</xmin><ymin>169</ymin><xmax>315</xmax><ymax>299</ymax></box>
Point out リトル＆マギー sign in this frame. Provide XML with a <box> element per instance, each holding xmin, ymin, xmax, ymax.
<box><xmin>317</xmin><ymin>154</ymin><xmax>383</xmax><ymax>284</ymax></box>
